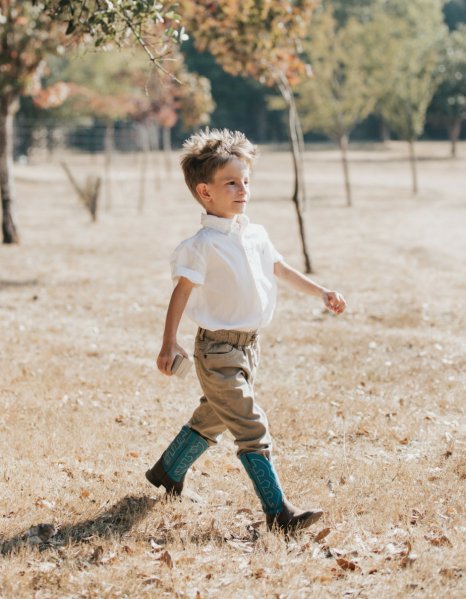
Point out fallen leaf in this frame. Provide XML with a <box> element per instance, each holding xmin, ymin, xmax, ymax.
<box><xmin>90</xmin><ymin>546</ymin><xmax>103</xmax><ymax>563</ymax></box>
<box><xmin>439</xmin><ymin>568</ymin><xmax>463</xmax><ymax>579</ymax></box>
<box><xmin>336</xmin><ymin>558</ymin><xmax>358</xmax><ymax>571</ymax></box>
<box><xmin>143</xmin><ymin>576</ymin><xmax>161</xmax><ymax>586</ymax></box>
<box><xmin>410</xmin><ymin>509</ymin><xmax>423</xmax><ymax>525</ymax></box>
<box><xmin>38</xmin><ymin>562</ymin><xmax>56</xmax><ymax>573</ymax></box>
<box><xmin>313</xmin><ymin>575</ymin><xmax>333</xmax><ymax>583</ymax></box>
<box><xmin>386</xmin><ymin>542</ymin><xmax>410</xmax><ymax>556</ymax></box>
<box><xmin>225</xmin><ymin>539</ymin><xmax>254</xmax><ymax>553</ymax></box>
<box><xmin>225</xmin><ymin>464</ymin><xmax>240</xmax><ymax>474</ymax></box>
<box><xmin>158</xmin><ymin>550</ymin><xmax>173</xmax><ymax>568</ymax></box>
<box><xmin>35</xmin><ymin>499</ymin><xmax>55</xmax><ymax>509</ymax></box>
<box><xmin>101</xmin><ymin>551</ymin><xmax>117</xmax><ymax>564</ymax></box>
<box><xmin>150</xmin><ymin>538</ymin><xmax>164</xmax><ymax>551</ymax></box>
<box><xmin>428</xmin><ymin>535</ymin><xmax>452</xmax><ymax>547</ymax></box>
<box><xmin>128</xmin><ymin>451</ymin><xmax>140</xmax><ymax>458</ymax></box>
<box><xmin>400</xmin><ymin>554</ymin><xmax>417</xmax><ymax>568</ymax></box>
<box><xmin>315</xmin><ymin>527</ymin><xmax>331</xmax><ymax>543</ymax></box>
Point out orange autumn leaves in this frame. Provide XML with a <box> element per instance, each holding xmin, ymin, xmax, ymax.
<box><xmin>182</xmin><ymin>0</ymin><xmax>318</xmax><ymax>87</ymax></box>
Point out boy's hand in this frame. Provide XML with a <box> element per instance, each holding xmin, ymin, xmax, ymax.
<box><xmin>157</xmin><ymin>342</ymin><xmax>189</xmax><ymax>376</ymax></box>
<box><xmin>322</xmin><ymin>290</ymin><xmax>346</xmax><ymax>315</ymax></box>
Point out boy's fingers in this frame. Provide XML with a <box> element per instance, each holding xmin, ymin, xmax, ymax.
<box><xmin>156</xmin><ymin>355</ymin><xmax>174</xmax><ymax>375</ymax></box>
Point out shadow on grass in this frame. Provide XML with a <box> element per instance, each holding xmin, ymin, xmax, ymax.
<box><xmin>0</xmin><ymin>278</ymin><xmax>39</xmax><ymax>290</ymax></box>
<box><xmin>1</xmin><ymin>494</ymin><xmax>158</xmax><ymax>556</ymax></box>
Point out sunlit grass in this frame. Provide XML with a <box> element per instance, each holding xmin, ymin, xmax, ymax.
<box><xmin>1</xmin><ymin>142</ymin><xmax>465</xmax><ymax>598</ymax></box>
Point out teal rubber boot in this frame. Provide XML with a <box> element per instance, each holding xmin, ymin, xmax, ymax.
<box><xmin>146</xmin><ymin>425</ymin><xmax>209</xmax><ymax>497</ymax></box>
<box><xmin>240</xmin><ymin>452</ymin><xmax>323</xmax><ymax>533</ymax></box>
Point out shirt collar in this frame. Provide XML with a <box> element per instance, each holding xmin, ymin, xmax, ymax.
<box><xmin>201</xmin><ymin>213</ymin><xmax>249</xmax><ymax>234</ymax></box>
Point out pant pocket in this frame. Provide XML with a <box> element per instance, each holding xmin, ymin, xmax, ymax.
<box><xmin>201</xmin><ymin>341</ymin><xmax>238</xmax><ymax>360</ymax></box>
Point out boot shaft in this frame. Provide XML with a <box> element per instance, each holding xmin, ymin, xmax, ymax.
<box><xmin>240</xmin><ymin>452</ymin><xmax>283</xmax><ymax>515</ymax></box>
<box><xmin>162</xmin><ymin>425</ymin><xmax>209</xmax><ymax>482</ymax></box>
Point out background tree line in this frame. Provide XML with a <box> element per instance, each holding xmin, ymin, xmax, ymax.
<box><xmin>1</xmin><ymin>0</ymin><xmax>465</xmax><ymax>272</ymax></box>
<box><xmin>15</xmin><ymin>0</ymin><xmax>466</xmax><ymax>152</ymax></box>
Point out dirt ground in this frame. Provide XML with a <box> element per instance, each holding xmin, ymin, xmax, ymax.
<box><xmin>1</xmin><ymin>141</ymin><xmax>465</xmax><ymax>598</ymax></box>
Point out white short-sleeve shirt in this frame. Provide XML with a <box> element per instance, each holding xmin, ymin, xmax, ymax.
<box><xmin>171</xmin><ymin>214</ymin><xmax>283</xmax><ymax>331</ymax></box>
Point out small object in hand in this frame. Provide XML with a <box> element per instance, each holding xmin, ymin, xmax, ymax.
<box><xmin>171</xmin><ymin>354</ymin><xmax>193</xmax><ymax>379</ymax></box>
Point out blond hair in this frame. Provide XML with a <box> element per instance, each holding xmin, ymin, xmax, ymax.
<box><xmin>181</xmin><ymin>128</ymin><xmax>257</xmax><ymax>203</ymax></box>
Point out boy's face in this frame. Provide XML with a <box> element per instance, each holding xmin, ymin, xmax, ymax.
<box><xmin>196</xmin><ymin>157</ymin><xmax>250</xmax><ymax>219</ymax></box>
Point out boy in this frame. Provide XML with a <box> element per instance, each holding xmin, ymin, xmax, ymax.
<box><xmin>146</xmin><ymin>129</ymin><xmax>346</xmax><ymax>533</ymax></box>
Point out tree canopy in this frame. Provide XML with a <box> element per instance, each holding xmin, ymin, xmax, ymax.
<box><xmin>296</xmin><ymin>5</ymin><xmax>379</xmax><ymax>205</ymax></box>
<box><xmin>428</xmin><ymin>24</ymin><xmax>466</xmax><ymax>155</ymax></box>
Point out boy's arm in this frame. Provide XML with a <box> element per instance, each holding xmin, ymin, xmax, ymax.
<box><xmin>274</xmin><ymin>260</ymin><xmax>346</xmax><ymax>314</ymax></box>
<box><xmin>157</xmin><ymin>276</ymin><xmax>195</xmax><ymax>376</ymax></box>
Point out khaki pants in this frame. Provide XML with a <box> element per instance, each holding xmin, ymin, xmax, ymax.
<box><xmin>188</xmin><ymin>328</ymin><xmax>272</xmax><ymax>457</ymax></box>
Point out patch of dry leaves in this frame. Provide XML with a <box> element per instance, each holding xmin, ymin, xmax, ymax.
<box><xmin>1</xmin><ymin>143</ymin><xmax>465</xmax><ymax>598</ymax></box>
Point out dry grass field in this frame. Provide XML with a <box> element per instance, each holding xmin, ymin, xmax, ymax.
<box><xmin>1</xmin><ymin>142</ymin><xmax>465</xmax><ymax>598</ymax></box>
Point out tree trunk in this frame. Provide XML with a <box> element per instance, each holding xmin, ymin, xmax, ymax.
<box><xmin>379</xmin><ymin>116</ymin><xmax>390</xmax><ymax>143</ymax></box>
<box><xmin>152</xmin><ymin>122</ymin><xmax>161</xmax><ymax>190</ymax></box>
<box><xmin>0</xmin><ymin>100</ymin><xmax>20</xmax><ymax>244</ymax></box>
<box><xmin>408</xmin><ymin>138</ymin><xmax>418</xmax><ymax>195</ymax></box>
<box><xmin>138</xmin><ymin>123</ymin><xmax>150</xmax><ymax>213</ymax></box>
<box><xmin>338</xmin><ymin>133</ymin><xmax>352</xmax><ymax>207</ymax></box>
<box><xmin>46</xmin><ymin>126</ymin><xmax>55</xmax><ymax>162</ymax></box>
<box><xmin>104</xmin><ymin>119</ymin><xmax>114</xmax><ymax>210</ymax></box>
<box><xmin>162</xmin><ymin>126</ymin><xmax>172</xmax><ymax>176</ymax></box>
<box><xmin>277</xmin><ymin>75</ymin><xmax>312</xmax><ymax>274</ymax></box>
<box><xmin>448</xmin><ymin>118</ymin><xmax>462</xmax><ymax>158</ymax></box>
<box><xmin>61</xmin><ymin>162</ymin><xmax>100</xmax><ymax>222</ymax></box>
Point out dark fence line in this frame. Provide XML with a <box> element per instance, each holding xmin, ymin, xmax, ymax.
<box><xmin>13</xmin><ymin>117</ymin><xmax>464</xmax><ymax>164</ymax></box>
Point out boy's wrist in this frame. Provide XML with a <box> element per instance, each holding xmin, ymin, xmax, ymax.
<box><xmin>162</xmin><ymin>336</ymin><xmax>177</xmax><ymax>349</ymax></box>
<box><xmin>318</xmin><ymin>286</ymin><xmax>330</xmax><ymax>298</ymax></box>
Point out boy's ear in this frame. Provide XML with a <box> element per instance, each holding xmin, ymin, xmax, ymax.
<box><xmin>196</xmin><ymin>182</ymin><xmax>211</xmax><ymax>203</ymax></box>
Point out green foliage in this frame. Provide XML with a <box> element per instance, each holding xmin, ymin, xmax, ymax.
<box><xmin>38</xmin><ymin>47</ymin><xmax>214</xmax><ymax>130</ymax></box>
<box><xmin>296</xmin><ymin>7</ymin><xmax>378</xmax><ymax>140</ymax></box>
<box><xmin>322</xmin><ymin>0</ymin><xmax>377</xmax><ymax>25</ymax></box>
<box><xmin>182</xmin><ymin>40</ymin><xmax>287</xmax><ymax>142</ymax></box>
<box><xmin>428</xmin><ymin>24</ymin><xmax>466</xmax><ymax>125</ymax></box>
<box><xmin>374</xmin><ymin>0</ymin><xmax>447</xmax><ymax>141</ymax></box>
<box><xmin>39</xmin><ymin>0</ymin><xmax>183</xmax><ymax>59</ymax></box>
<box><xmin>181</xmin><ymin>0</ymin><xmax>316</xmax><ymax>86</ymax></box>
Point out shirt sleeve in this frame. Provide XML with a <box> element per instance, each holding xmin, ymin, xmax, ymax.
<box><xmin>170</xmin><ymin>237</ymin><xmax>206</xmax><ymax>286</ymax></box>
<box><xmin>264</xmin><ymin>229</ymin><xmax>283</xmax><ymax>264</ymax></box>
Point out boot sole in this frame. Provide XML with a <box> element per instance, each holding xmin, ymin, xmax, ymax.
<box><xmin>268</xmin><ymin>510</ymin><xmax>324</xmax><ymax>533</ymax></box>
<box><xmin>295</xmin><ymin>510</ymin><xmax>323</xmax><ymax>530</ymax></box>
<box><xmin>145</xmin><ymin>469</ymin><xmax>163</xmax><ymax>488</ymax></box>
